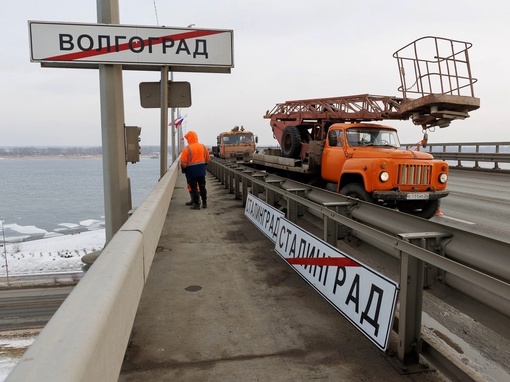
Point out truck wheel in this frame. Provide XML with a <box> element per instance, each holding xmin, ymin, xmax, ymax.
<box><xmin>397</xmin><ymin>200</ymin><xmax>440</xmax><ymax>219</ymax></box>
<box><xmin>281</xmin><ymin>126</ymin><xmax>302</xmax><ymax>158</ymax></box>
<box><xmin>339</xmin><ymin>183</ymin><xmax>373</xmax><ymax>203</ymax></box>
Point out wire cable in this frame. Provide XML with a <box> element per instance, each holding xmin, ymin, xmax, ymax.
<box><xmin>153</xmin><ymin>0</ymin><xmax>159</xmax><ymax>25</ymax></box>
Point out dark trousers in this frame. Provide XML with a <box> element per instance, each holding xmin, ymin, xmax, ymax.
<box><xmin>188</xmin><ymin>176</ymin><xmax>207</xmax><ymax>205</ymax></box>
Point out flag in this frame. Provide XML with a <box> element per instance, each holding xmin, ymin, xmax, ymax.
<box><xmin>171</xmin><ymin>115</ymin><xmax>186</xmax><ymax>128</ymax></box>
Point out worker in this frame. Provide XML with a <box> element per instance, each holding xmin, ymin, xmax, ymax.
<box><xmin>180</xmin><ymin>130</ymin><xmax>211</xmax><ymax>210</ymax></box>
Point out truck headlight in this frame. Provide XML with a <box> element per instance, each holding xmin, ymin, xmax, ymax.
<box><xmin>379</xmin><ymin>171</ymin><xmax>390</xmax><ymax>182</ymax></box>
<box><xmin>438</xmin><ymin>173</ymin><xmax>448</xmax><ymax>184</ymax></box>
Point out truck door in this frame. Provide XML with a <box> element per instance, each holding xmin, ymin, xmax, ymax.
<box><xmin>321</xmin><ymin>129</ymin><xmax>347</xmax><ymax>183</ymax></box>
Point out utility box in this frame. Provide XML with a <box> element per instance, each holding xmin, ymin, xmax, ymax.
<box><xmin>125</xmin><ymin>125</ymin><xmax>141</xmax><ymax>163</ymax></box>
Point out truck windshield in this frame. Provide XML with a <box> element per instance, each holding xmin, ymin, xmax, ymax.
<box><xmin>223</xmin><ymin>134</ymin><xmax>254</xmax><ymax>144</ymax></box>
<box><xmin>346</xmin><ymin>128</ymin><xmax>400</xmax><ymax>148</ymax></box>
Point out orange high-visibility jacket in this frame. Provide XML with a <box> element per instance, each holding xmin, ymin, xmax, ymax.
<box><xmin>180</xmin><ymin>131</ymin><xmax>210</xmax><ymax>178</ymax></box>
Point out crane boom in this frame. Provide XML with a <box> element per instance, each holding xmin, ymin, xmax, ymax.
<box><xmin>265</xmin><ymin>36</ymin><xmax>480</xmax><ymax>132</ymax></box>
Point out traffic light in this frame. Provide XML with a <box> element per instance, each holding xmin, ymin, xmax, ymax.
<box><xmin>125</xmin><ymin>125</ymin><xmax>141</xmax><ymax>163</ymax></box>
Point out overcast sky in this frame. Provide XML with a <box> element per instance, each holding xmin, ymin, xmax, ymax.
<box><xmin>1</xmin><ymin>1</ymin><xmax>508</xmax><ymax>147</ymax></box>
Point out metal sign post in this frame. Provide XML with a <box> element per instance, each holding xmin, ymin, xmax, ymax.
<box><xmin>97</xmin><ymin>0</ymin><xmax>130</xmax><ymax>243</ymax></box>
<box><xmin>1</xmin><ymin>220</ymin><xmax>9</xmax><ymax>287</ymax></box>
<box><xmin>160</xmin><ymin>67</ymin><xmax>169</xmax><ymax>178</ymax></box>
<box><xmin>170</xmin><ymin>72</ymin><xmax>176</xmax><ymax>163</ymax></box>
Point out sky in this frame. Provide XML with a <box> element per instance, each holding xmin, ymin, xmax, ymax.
<box><xmin>1</xmin><ymin>1</ymin><xmax>509</xmax><ymax>148</ymax></box>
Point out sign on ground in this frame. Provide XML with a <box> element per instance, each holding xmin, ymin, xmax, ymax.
<box><xmin>245</xmin><ymin>193</ymin><xmax>399</xmax><ymax>351</ymax></box>
<box><xmin>244</xmin><ymin>195</ymin><xmax>284</xmax><ymax>243</ymax></box>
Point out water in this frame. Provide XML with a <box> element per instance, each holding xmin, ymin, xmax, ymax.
<box><xmin>0</xmin><ymin>157</ymin><xmax>165</xmax><ymax>242</ymax></box>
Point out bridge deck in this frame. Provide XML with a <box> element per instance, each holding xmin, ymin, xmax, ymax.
<box><xmin>119</xmin><ymin>171</ymin><xmax>445</xmax><ymax>381</ymax></box>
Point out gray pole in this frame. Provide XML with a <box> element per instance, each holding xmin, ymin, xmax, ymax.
<box><xmin>1</xmin><ymin>220</ymin><xmax>9</xmax><ymax>287</ymax></box>
<box><xmin>97</xmin><ymin>0</ymin><xmax>130</xmax><ymax>243</ymax></box>
<box><xmin>170</xmin><ymin>72</ymin><xmax>176</xmax><ymax>163</ymax></box>
<box><xmin>160</xmin><ymin>67</ymin><xmax>169</xmax><ymax>178</ymax></box>
<box><xmin>176</xmin><ymin>108</ymin><xmax>182</xmax><ymax>153</ymax></box>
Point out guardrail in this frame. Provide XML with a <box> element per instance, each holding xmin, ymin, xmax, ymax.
<box><xmin>208</xmin><ymin>158</ymin><xmax>510</xmax><ymax>379</ymax></box>
<box><xmin>6</xmin><ymin>158</ymin><xmax>179</xmax><ymax>382</ymax></box>
<box><xmin>403</xmin><ymin>141</ymin><xmax>510</xmax><ymax>171</ymax></box>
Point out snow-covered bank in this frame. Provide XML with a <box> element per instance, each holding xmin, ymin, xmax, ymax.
<box><xmin>1</xmin><ymin>229</ymin><xmax>105</xmax><ymax>278</ymax></box>
<box><xmin>2</xmin><ymin>219</ymin><xmax>105</xmax><ymax>244</ymax></box>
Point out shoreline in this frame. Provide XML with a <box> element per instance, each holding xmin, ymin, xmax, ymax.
<box><xmin>0</xmin><ymin>155</ymin><xmax>101</xmax><ymax>160</ymax></box>
<box><xmin>0</xmin><ymin>155</ymin><xmax>161</xmax><ymax>160</ymax></box>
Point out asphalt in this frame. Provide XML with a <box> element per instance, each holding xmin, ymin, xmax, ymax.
<box><xmin>118</xmin><ymin>171</ymin><xmax>448</xmax><ymax>382</ymax></box>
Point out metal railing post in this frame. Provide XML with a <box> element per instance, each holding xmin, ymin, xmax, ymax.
<box><xmin>494</xmin><ymin>144</ymin><xmax>501</xmax><ymax>170</ymax></box>
<box><xmin>322</xmin><ymin>202</ymin><xmax>351</xmax><ymax>246</ymax></box>
<box><xmin>234</xmin><ymin>173</ymin><xmax>241</xmax><ymax>199</ymax></box>
<box><xmin>397</xmin><ymin>248</ymin><xmax>424</xmax><ymax>367</ymax></box>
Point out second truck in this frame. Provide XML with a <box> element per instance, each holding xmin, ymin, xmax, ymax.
<box><xmin>248</xmin><ymin>36</ymin><xmax>480</xmax><ymax>219</ymax></box>
<box><xmin>212</xmin><ymin>126</ymin><xmax>258</xmax><ymax>160</ymax></box>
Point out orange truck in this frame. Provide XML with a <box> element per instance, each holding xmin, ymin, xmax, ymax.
<box><xmin>249</xmin><ymin>37</ymin><xmax>480</xmax><ymax>219</ymax></box>
<box><xmin>212</xmin><ymin>126</ymin><xmax>257</xmax><ymax>160</ymax></box>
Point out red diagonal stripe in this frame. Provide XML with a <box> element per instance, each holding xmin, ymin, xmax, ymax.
<box><xmin>43</xmin><ymin>29</ymin><xmax>223</xmax><ymax>61</ymax></box>
<box><xmin>286</xmin><ymin>257</ymin><xmax>359</xmax><ymax>267</ymax></box>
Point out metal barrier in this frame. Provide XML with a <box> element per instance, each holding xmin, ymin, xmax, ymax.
<box><xmin>404</xmin><ymin>141</ymin><xmax>510</xmax><ymax>171</ymax></box>
<box><xmin>6</xmin><ymin>158</ymin><xmax>180</xmax><ymax>382</ymax></box>
<box><xmin>208</xmin><ymin>158</ymin><xmax>510</xmax><ymax>376</ymax></box>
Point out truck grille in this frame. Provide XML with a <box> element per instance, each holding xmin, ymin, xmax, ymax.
<box><xmin>397</xmin><ymin>164</ymin><xmax>432</xmax><ymax>185</ymax></box>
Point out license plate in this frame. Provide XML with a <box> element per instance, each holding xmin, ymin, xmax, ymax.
<box><xmin>406</xmin><ymin>193</ymin><xmax>429</xmax><ymax>200</ymax></box>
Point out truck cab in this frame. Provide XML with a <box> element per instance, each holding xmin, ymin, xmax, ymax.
<box><xmin>322</xmin><ymin>123</ymin><xmax>449</xmax><ymax>218</ymax></box>
<box><xmin>212</xmin><ymin>126</ymin><xmax>258</xmax><ymax>160</ymax></box>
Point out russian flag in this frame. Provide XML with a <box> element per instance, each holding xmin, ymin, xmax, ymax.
<box><xmin>172</xmin><ymin>116</ymin><xmax>185</xmax><ymax>127</ymax></box>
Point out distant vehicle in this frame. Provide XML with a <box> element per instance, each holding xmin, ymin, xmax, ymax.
<box><xmin>212</xmin><ymin>126</ymin><xmax>258</xmax><ymax>160</ymax></box>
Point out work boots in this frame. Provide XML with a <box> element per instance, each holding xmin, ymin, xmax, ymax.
<box><xmin>190</xmin><ymin>193</ymin><xmax>201</xmax><ymax>210</ymax></box>
<box><xmin>185</xmin><ymin>191</ymin><xmax>194</xmax><ymax>206</ymax></box>
<box><xmin>186</xmin><ymin>191</ymin><xmax>206</xmax><ymax>209</ymax></box>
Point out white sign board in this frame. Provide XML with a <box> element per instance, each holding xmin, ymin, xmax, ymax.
<box><xmin>245</xmin><ymin>193</ymin><xmax>399</xmax><ymax>351</ymax></box>
<box><xmin>245</xmin><ymin>193</ymin><xmax>284</xmax><ymax>243</ymax></box>
<box><xmin>28</xmin><ymin>21</ymin><xmax>233</xmax><ymax>70</ymax></box>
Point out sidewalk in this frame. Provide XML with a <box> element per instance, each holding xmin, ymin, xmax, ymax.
<box><xmin>119</xmin><ymin>171</ymin><xmax>446</xmax><ymax>381</ymax></box>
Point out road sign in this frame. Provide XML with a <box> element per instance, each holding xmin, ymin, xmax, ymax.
<box><xmin>139</xmin><ymin>81</ymin><xmax>192</xmax><ymax>108</ymax></box>
<box><xmin>245</xmin><ymin>193</ymin><xmax>399</xmax><ymax>351</ymax></box>
<box><xmin>245</xmin><ymin>194</ymin><xmax>285</xmax><ymax>243</ymax></box>
<box><xmin>28</xmin><ymin>21</ymin><xmax>234</xmax><ymax>73</ymax></box>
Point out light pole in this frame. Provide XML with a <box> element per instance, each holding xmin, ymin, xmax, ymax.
<box><xmin>170</xmin><ymin>70</ymin><xmax>176</xmax><ymax>163</ymax></box>
<box><xmin>1</xmin><ymin>220</ymin><xmax>9</xmax><ymax>287</ymax></box>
